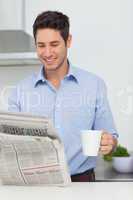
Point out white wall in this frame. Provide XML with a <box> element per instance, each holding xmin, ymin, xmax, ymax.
<box><xmin>1</xmin><ymin>0</ymin><xmax>133</xmax><ymax>150</ymax></box>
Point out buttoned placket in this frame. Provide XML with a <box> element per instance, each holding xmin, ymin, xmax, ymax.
<box><xmin>47</xmin><ymin>80</ymin><xmax>65</xmax><ymax>135</ymax></box>
<box><xmin>54</xmin><ymin>91</ymin><xmax>61</xmax><ymax>132</ymax></box>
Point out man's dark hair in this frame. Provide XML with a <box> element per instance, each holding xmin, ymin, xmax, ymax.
<box><xmin>33</xmin><ymin>11</ymin><xmax>70</xmax><ymax>44</ymax></box>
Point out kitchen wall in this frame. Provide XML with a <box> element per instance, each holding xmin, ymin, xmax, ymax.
<box><xmin>0</xmin><ymin>0</ymin><xmax>133</xmax><ymax>150</ymax></box>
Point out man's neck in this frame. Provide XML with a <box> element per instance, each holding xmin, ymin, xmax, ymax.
<box><xmin>44</xmin><ymin>60</ymin><xmax>69</xmax><ymax>89</ymax></box>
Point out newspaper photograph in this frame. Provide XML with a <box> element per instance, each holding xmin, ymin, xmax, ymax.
<box><xmin>0</xmin><ymin>111</ymin><xmax>71</xmax><ymax>186</ymax></box>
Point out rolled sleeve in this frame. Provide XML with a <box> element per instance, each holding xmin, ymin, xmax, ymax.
<box><xmin>93</xmin><ymin>78</ymin><xmax>118</xmax><ymax>138</ymax></box>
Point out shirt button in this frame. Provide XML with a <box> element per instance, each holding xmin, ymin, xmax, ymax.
<box><xmin>56</xmin><ymin>104</ymin><xmax>60</xmax><ymax>108</ymax></box>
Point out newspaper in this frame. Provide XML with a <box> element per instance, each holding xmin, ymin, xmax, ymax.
<box><xmin>0</xmin><ymin>111</ymin><xmax>71</xmax><ymax>186</ymax></box>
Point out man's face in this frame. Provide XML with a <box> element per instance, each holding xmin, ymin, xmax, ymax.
<box><xmin>35</xmin><ymin>28</ymin><xmax>71</xmax><ymax>72</ymax></box>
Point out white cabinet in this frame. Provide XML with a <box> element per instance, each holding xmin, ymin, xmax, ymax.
<box><xmin>0</xmin><ymin>0</ymin><xmax>24</xmax><ymax>30</ymax></box>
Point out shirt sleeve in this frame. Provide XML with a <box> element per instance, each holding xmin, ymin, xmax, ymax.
<box><xmin>8</xmin><ymin>86</ymin><xmax>21</xmax><ymax>112</ymax></box>
<box><xmin>92</xmin><ymin>78</ymin><xmax>118</xmax><ymax>138</ymax></box>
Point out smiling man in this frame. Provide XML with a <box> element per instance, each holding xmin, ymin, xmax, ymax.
<box><xmin>8</xmin><ymin>11</ymin><xmax>118</xmax><ymax>182</ymax></box>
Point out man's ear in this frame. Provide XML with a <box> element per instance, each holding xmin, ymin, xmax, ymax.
<box><xmin>67</xmin><ymin>34</ymin><xmax>72</xmax><ymax>48</ymax></box>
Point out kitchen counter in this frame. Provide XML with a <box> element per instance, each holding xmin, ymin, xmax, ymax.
<box><xmin>0</xmin><ymin>156</ymin><xmax>132</xmax><ymax>200</ymax></box>
<box><xmin>0</xmin><ymin>182</ymin><xmax>132</xmax><ymax>200</ymax></box>
<box><xmin>95</xmin><ymin>155</ymin><xmax>133</xmax><ymax>181</ymax></box>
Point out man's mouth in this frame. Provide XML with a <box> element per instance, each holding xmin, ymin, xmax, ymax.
<box><xmin>44</xmin><ymin>58</ymin><xmax>56</xmax><ymax>64</ymax></box>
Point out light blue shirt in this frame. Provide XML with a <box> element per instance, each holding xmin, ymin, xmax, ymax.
<box><xmin>8</xmin><ymin>63</ymin><xmax>118</xmax><ymax>175</ymax></box>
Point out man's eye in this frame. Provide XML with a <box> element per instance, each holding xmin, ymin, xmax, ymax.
<box><xmin>51</xmin><ymin>44</ymin><xmax>59</xmax><ymax>47</ymax></box>
<box><xmin>38</xmin><ymin>45</ymin><xmax>45</xmax><ymax>48</ymax></box>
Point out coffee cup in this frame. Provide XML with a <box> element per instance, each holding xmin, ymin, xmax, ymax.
<box><xmin>81</xmin><ymin>130</ymin><xmax>102</xmax><ymax>156</ymax></box>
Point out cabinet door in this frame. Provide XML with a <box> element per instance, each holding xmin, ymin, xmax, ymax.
<box><xmin>0</xmin><ymin>0</ymin><xmax>23</xmax><ymax>30</ymax></box>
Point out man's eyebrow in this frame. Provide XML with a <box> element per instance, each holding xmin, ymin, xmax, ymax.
<box><xmin>36</xmin><ymin>42</ymin><xmax>45</xmax><ymax>45</ymax></box>
<box><xmin>36</xmin><ymin>41</ymin><xmax>60</xmax><ymax>44</ymax></box>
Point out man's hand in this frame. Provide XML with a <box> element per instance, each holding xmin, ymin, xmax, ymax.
<box><xmin>99</xmin><ymin>131</ymin><xmax>117</xmax><ymax>155</ymax></box>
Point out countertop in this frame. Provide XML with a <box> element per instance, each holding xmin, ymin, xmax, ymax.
<box><xmin>0</xmin><ymin>156</ymin><xmax>133</xmax><ymax>200</ymax></box>
<box><xmin>95</xmin><ymin>155</ymin><xmax>133</xmax><ymax>181</ymax></box>
<box><xmin>0</xmin><ymin>182</ymin><xmax>132</xmax><ymax>200</ymax></box>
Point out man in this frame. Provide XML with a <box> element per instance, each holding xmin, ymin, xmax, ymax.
<box><xmin>8</xmin><ymin>11</ymin><xmax>118</xmax><ymax>182</ymax></box>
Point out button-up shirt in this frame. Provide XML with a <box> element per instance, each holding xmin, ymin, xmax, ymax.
<box><xmin>8</xmin><ymin>63</ymin><xmax>118</xmax><ymax>175</ymax></box>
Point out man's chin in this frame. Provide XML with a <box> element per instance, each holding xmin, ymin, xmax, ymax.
<box><xmin>44</xmin><ymin>65</ymin><xmax>59</xmax><ymax>71</ymax></box>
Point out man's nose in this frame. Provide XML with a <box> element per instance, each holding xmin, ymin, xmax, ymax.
<box><xmin>44</xmin><ymin>47</ymin><xmax>52</xmax><ymax>57</ymax></box>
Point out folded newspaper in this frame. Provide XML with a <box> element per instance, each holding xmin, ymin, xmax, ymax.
<box><xmin>0</xmin><ymin>111</ymin><xmax>71</xmax><ymax>186</ymax></box>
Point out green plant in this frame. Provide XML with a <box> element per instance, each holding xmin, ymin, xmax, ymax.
<box><xmin>103</xmin><ymin>154</ymin><xmax>113</xmax><ymax>161</ymax></box>
<box><xmin>103</xmin><ymin>144</ymin><xmax>130</xmax><ymax>161</ymax></box>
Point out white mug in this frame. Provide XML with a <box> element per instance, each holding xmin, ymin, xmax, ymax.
<box><xmin>81</xmin><ymin>130</ymin><xmax>102</xmax><ymax>156</ymax></box>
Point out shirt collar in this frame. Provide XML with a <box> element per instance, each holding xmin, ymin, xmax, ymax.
<box><xmin>34</xmin><ymin>61</ymin><xmax>79</xmax><ymax>87</ymax></box>
<box><xmin>34</xmin><ymin>66</ymin><xmax>46</xmax><ymax>87</ymax></box>
<box><xmin>64</xmin><ymin>61</ymin><xmax>78</xmax><ymax>83</ymax></box>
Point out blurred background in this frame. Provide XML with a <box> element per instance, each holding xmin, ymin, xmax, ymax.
<box><xmin>0</xmin><ymin>0</ymin><xmax>132</xmax><ymax>150</ymax></box>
